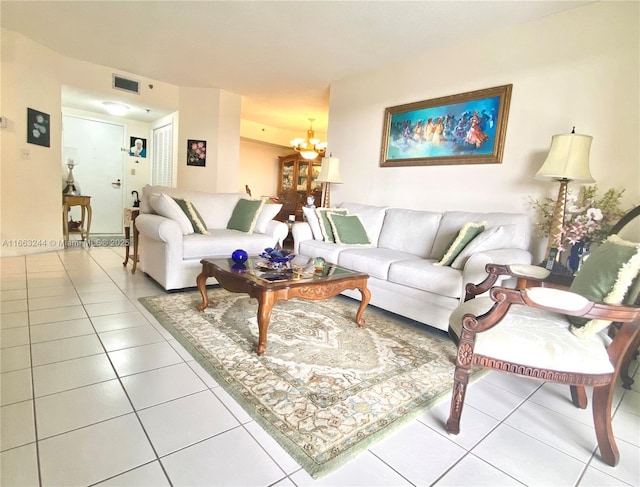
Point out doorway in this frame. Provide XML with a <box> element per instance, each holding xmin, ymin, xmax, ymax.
<box><xmin>62</xmin><ymin>115</ymin><xmax>126</xmax><ymax>234</ymax></box>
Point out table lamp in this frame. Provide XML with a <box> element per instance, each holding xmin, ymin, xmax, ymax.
<box><xmin>535</xmin><ymin>128</ymin><xmax>594</xmax><ymax>272</ymax></box>
<box><xmin>317</xmin><ymin>155</ymin><xmax>342</xmax><ymax>207</ymax></box>
<box><xmin>62</xmin><ymin>147</ymin><xmax>81</xmax><ymax>196</ymax></box>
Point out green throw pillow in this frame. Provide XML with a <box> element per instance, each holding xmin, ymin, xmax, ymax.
<box><xmin>434</xmin><ymin>221</ymin><xmax>486</xmax><ymax>266</ymax></box>
<box><xmin>328</xmin><ymin>213</ymin><xmax>372</xmax><ymax>245</ymax></box>
<box><xmin>569</xmin><ymin>234</ymin><xmax>640</xmax><ymax>338</ymax></box>
<box><xmin>173</xmin><ymin>198</ymin><xmax>210</xmax><ymax>235</ymax></box>
<box><xmin>227</xmin><ymin>198</ymin><xmax>265</xmax><ymax>234</ymax></box>
<box><xmin>316</xmin><ymin>208</ymin><xmax>348</xmax><ymax>243</ymax></box>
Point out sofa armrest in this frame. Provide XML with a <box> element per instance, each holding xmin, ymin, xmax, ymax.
<box><xmin>461</xmin><ymin>248</ymin><xmax>532</xmax><ymax>299</ymax></box>
<box><xmin>292</xmin><ymin>222</ymin><xmax>313</xmax><ymax>253</ymax></box>
<box><xmin>135</xmin><ymin>214</ymin><xmax>183</xmax><ymax>247</ymax></box>
<box><xmin>264</xmin><ymin>220</ymin><xmax>289</xmax><ymax>247</ymax></box>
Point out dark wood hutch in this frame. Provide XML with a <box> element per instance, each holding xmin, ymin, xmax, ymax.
<box><xmin>276</xmin><ymin>153</ymin><xmax>323</xmax><ymax>221</ymax></box>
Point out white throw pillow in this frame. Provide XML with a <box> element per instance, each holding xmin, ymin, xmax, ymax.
<box><xmin>451</xmin><ymin>225</ymin><xmax>516</xmax><ymax>270</ymax></box>
<box><xmin>303</xmin><ymin>206</ymin><xmax>324</xmax><ymax>240</ymax></box>
<box><xmin>254</xmin><ymin>202</ymin><xmax>283</xmax><ymax>234</ymax></box>
<box><xmin>149</xmin><ymin>193</ymin><xmax>194</xmax><ymax>235</ymax></box>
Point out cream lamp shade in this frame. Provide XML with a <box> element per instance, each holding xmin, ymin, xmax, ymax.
<box><xmin>317</xmin><ymin>156</ymin><xmax>342</xmax><ymax>183</ymax></box>
<box><xmin>317</xmin><ymin>156</ymin><xmax>342</xmax><ymax>207</ymax></box>
<box><xmin>535</xmin><ymin>133</ymin><xmax>594</xmax><ymax>183</ymax></box>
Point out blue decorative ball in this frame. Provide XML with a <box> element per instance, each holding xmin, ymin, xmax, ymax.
<box><xmin>231</xmin><ymin>249</ymin><xmax>248</xmax><ymax>264</ymax></box>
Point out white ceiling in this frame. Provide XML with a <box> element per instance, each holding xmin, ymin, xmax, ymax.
<box><xmin>1</xmin><ymin>1</ymin><xmax>593</xmax><ymax>132</ymax></box>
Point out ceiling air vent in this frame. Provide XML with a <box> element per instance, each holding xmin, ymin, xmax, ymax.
<box><xmin>113</xmin><ymin>74</ymin><xmax>140</xmax><ymax>94</ymax></box>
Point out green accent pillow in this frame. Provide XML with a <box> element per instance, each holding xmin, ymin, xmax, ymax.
<box><xmin>327</xmin><ymin>213</ymin><xmax>372</xmax><ymax>246</ymax></box>
<box><xmin>316</xmin><ymin>208</ymin><xmax>348</xmax><ymax>242</ymax></box>
<box><xmin>434</xmin><ymin>221</ymin><xmax>486</xmax><ymax>266</ymax></box>
<box><xmin>173</xmin><ymin>198</ymin><xmax>210</xmax><ymax>235</ymax></box>
<box><xmin>227</xmin><ymin>198</ymin><xmax>265</xmax><ymax>234</ymax></box>
<box><xmin>569</xmin><ymin>235</ymin><xmax>640</xmax><ymax>338</ymax></box>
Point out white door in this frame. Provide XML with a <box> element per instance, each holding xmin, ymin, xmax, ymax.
<box><xmin>63</xmin><ymin>115</ymin><xmax>125</xmax><ymax>234</ymax></box>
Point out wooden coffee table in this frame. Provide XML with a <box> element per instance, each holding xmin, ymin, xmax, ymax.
<box><xmin>196</xmin><ymin>257</ymin><xmax>371</xmax><ymax>356</ymax></box>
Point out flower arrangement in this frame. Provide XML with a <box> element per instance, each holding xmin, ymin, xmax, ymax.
<box><xmin>531</xmin><ymin>185</ymin><xmax>627</xmax><ymax>251</ymax></box>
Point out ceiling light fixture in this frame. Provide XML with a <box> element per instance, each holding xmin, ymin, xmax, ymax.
<box><xmin>291</xmin><ymin>118</ymin><xmax>327</xmax><ymax>160</ymax></box>
<box><xmin>102</xmin><ymin>101</ymin><xmax>130</xmax><ymax>116</ymax></box>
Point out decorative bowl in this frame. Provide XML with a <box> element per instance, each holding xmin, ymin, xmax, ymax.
<box><xmin>259</xmin><ymin>247</ymin><xmax>295</xmax><ymax>268</ymax></box>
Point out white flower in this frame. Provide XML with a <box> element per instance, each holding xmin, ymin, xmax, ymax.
<box><xmin>586</xmin><ymin>208</ymin><xmax>603</xmax><ymax>221</ymax></box>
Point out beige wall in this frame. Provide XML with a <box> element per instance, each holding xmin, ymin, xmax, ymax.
<box><xmin>239</xmin><ymin>139</ymin><xmax>290</xmax><ymax>199</ymax></box>
<box><xmin>176</xmin><ymin>87</ymin><xmax>241</xmax><ymax>193</ymax></box>
<box><xmin>1</xmin><ymin>30</ymin><xmax>64</xmax><ymax>255</ymax></box>
<box><xmin>326</xmin><ymin>1</ymin><xmax>639</xmax><ymax>262</ymax></box>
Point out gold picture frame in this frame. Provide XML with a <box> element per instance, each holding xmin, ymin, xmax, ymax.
<box><xmin>380</xmin><ymin>84</ymin><xmax>512</xmax><ymax>167</ymax></box>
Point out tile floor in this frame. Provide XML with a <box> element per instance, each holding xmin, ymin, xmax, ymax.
<box><xmin>1</xmin><ymin>246</ymin><xmax>638</xmax><ymax>487</ymax></box>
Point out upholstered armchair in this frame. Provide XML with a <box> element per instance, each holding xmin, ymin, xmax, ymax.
<box><xmin>446</xmin><ymin>235</ymin><xmax>640</xmax><ymax>467</ymax></box>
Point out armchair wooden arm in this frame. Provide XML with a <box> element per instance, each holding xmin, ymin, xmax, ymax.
<box><xmin>464</xmin><ymin>263</ymin><xmax>552</xmax><ymax>301</ymax></box>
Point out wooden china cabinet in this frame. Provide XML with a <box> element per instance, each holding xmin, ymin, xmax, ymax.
<box><xmin>276</xmin><ymin>153</ymin><xmax>323</xmax><ymax>220</ymax></box>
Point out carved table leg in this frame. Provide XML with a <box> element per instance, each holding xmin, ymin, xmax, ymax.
<box><xmin>196</xmin><ymin>270</ymin><xmax>210</xmax><ymax>312</ymax></box>
<box><xmin>256</xmin><ymin>292</ymin><xmax>276</xmax><ymax>356</ymax></box>
<box><xmin>131</xmin><ymin>220</ymin><xmax>139</xmax><ymax>274</ymax></box>
<box><xmin>123</xmin><ymin>225</ymin><xmax>131</xmax><ymax>266</ymax></box>
<box><xmin>355</xmin><ymin>284</ymin><xmax>371</xmax><ymax>327</ymax></box>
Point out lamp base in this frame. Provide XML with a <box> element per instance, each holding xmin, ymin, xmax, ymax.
<box><xmin>63</xmin><ymin>183</ymin><xmax>81</xmax><ymax>196</ymax></box>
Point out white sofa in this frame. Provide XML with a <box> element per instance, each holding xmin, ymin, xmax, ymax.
<box><xmin>292</xmin><ymin>202</ymin><xmax>532</xmax><ymax>331</ymax></box>
<box><xmin>136</xmin><ymin>185</ymin><xmax>288</xmax><ymax>290</ymax></box>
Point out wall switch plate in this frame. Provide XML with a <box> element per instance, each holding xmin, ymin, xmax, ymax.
<box><xmin>130</xmin><ymin>168</ymin><xmax>135</xmax><ymax>175</ymax></box>
<box><xmin>20</xmin><ymin>148</ymin><xmax>31</xmax><ymax>159</ymax></box>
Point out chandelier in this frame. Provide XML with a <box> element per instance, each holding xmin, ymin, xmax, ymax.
<box><xmin>290</xmin><ymin>118</ymin><xmax>327</xmax><ymax>160</ymax></box>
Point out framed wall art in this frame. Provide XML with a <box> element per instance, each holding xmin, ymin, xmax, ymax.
<box><xmin>27</xmin><ymin>108</ymin><xmax>50</xmax><ymax>147</ymax></box>
<box><xmin>129</xmin><ymin>137</ymin><xmax>147</xmax><ymax>157</ymax></box>
<box><xmin>187</xmin><ymin>139</ymin><xmax>207</xmax><ymax>167</ymax></box>
<box><xmin>380</xmin><ymin>84</ymin><xmax>512</xmax><ymax>167</ymax></box>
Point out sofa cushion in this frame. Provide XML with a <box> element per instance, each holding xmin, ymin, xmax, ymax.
<box><xmin>298</xmin><ymin>239</ymin><xmax>350</xmax><ymax>264</ymax></box>
<box><xmin>254</xmin><ymin>202</ymin><xmax>283</xmax><ymax>234</ymax></box>
<box><xmin>317</xmin><ymin>208</ymin><xmax>348</xmax><ymax>242</ymax></box>
<box><xmin>328</xmin><ymin>213</ymin><xmax>372</xmax><ymax>246</ymax></box>
<box><xmin>377</xmin><ymin>208</ymin><xmax>442</xmax><ymax>257</ymax></box>
<box><xmin>174</xmin><ymin>198</ymin><xmax>210</xmax><ymax>235</ymax></box>
<box><xmin>389</xmin><ymin>259</ymin><xmax>464</xmax><ymax>298</ymax></box>
<box><xmin>339</xmin><ymin>202</ymin><xmax>389</xmax><ymax>246</ymax></box>
<box><xmin>227</xmin><ymin>199</ymin><xmax>265</xmax><ymax>234</ymax></box>
<box><xmin>449</xmin><ymin>297</ymin><xmax>613</xmax><ymax>374</ymax></box>
<box><xmin>142</xmin><ymin>186</ymin><xmax>246</xmax><ymax>229</ymax></box>
<box><xmin>435</xmin><ymin>221</ymin><xmax>485</xmax><ymax>266</ymax></box>
<box><xmin>149</xmin><ymin>193</ymin><xmax>194</xmax><ymax>235</ymax></box>
<box><xmin>451</xmin><ymin>225</ymin><xmax>517</xmax><ymax>270</ymax></box>
<box><xmin>182</xmin><ymin>229</ymin><xmax>276</xmax><ymax>260</ymax></box>
<box><xmin>303</xmin><ymin>206</ymin><xmax>324</xmax><ymax>240</ymax></box>
<box><xmin>338</xmin><ymin>248</ymin><xmax>417</xmax><ymax>280</ymax></box>
<box><xmin>569</xmin><ymin>234</ymin><xmax>640</xmax><ymax>338</ymax></box>
<box><xmin>430</xmin><ymin>211</ymin><xmax>531</xmax><ymax>259</ymax></box>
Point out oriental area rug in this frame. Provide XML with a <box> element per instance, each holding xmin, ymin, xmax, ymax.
<box><xmin>140</xmin><ymin>289</ymin><xmax>480</xmax><ymax>478</ymax></box>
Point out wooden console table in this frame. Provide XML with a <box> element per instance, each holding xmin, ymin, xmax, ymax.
<box><xmin>123</xmin><ymin>208</ymin><xmax>140</xmax><ymax>273</ymax></box>
<box><xmin>62</xmin><ymin>195</ymin><xmax>92</xmax><ymax>241</ymax></box>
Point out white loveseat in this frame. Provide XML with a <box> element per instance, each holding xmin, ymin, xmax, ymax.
<box><xmin>292</xmin><ymin>202</ymin><xmax>532</xmax><ymax>331</ymax></box>
<box><xmin>136</xmin><ymin>185</ymin><xmax>288</xmax><ymax>290</ymax></box>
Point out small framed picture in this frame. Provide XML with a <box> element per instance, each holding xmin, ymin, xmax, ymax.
<box><xmin>27</xmin><ymin>108</ymin><xmax>50</xmax><ymax>147</ymax></box>
<box><xmin>129</xmin><ymin>137</ymin><xmax>147</xmax><ymax>158</ymax></box>
<box><xmin>187</xmin><ymin>139</ymin><xmax>207</xmax><ymax>166</ymax></box>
